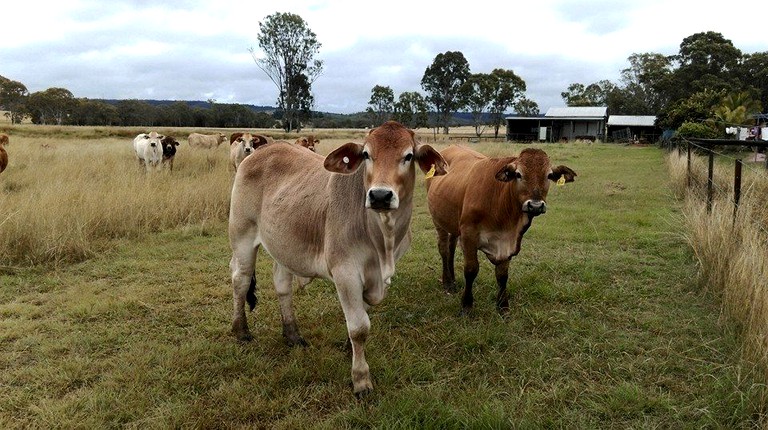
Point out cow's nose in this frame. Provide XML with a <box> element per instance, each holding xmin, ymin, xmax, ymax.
<box><xmin>150</xmin><ymin>142</ymin><xmax>156</xmax><ymax>147</ymax></box>
<box><xmin>368</xmin><ymin>188</ymin><xmax>394</xmax><ymax>209</ymax></box>
<box><xmin>245</xmin><ymin>148</ymin><xmax>251</xmax><ymax>153</ymax></box>
<box><xmin>523</xmin><ymin>200</ymin><xmax>547</xmax><ymax>215</ymax></box>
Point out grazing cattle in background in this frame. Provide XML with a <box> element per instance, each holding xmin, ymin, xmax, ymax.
<box><xmin>0</xmin><ymin>138</ymin><xmax>7</xmax><ymax>174</ymax></box>
<box><xmin>188</xmin><ymin>132</ymin><xmax>227</xmax><ymax>149</ymax></box>
<box><xmin>0</xmin><ymin>133</ymin><xmax>8</xmax><ymax>146</ymax></box>
<box><xmin>426</xmin><ymin>145</ymin><xmax>576</xmax><ymax>314</ymax></box>
<box><xmin>228</xmin><ymin>121</ymin><xmax>447</xmax><ymax>397</ymax></box>
<box><xmin>229</xmin><ymin>133</ymin><xmax>271</xmax><ymax>171</ymax></box>
<box><xmin>295</xmin><ymin>135</ymin><xmax>319</xmax><ymax>152</ymax></box>
<box><xmin>133</xmin><ymin>132</ymin><xmax>165</xmax><ymax>171</ymax></box>
<box><xmin>161</xmin><ymin>135</ymin><xmax>180</xmax><ymax>171</ymax></box>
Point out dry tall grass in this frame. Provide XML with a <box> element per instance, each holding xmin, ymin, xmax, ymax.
<box><xmin>0</xmin><ymin>136</ymin><xmax>233</xmax><ymax>266</ymax></box>
<box><xmin>667</xmin><ymin>149</ymin><xmax>768</xmax><ymax>381</ymax></box>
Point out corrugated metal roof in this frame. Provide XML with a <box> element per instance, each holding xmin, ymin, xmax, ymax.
<box><xmin>607</xmin><ymin>115</ymin><xmax>657</xmax><ymax>127</ymax></box>
<box><xmin>545</xmin><ymin>107</ymin><xmax>607</xmax><ymax>118</ymax></box>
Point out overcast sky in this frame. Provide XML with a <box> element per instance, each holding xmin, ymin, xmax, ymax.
<box><xmin>3</xmin><ymin>0</ymin><xmax>765</xmax><ymax>115</ymax></box>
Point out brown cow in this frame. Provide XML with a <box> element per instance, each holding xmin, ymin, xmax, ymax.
<box><xmin>0</xmin><ymin>133</ymin><xmax>8</xmax><ymax>146</ymax></box>
<box><xmin>295</xmin><ymin>135</ymin><xmax>319</xmax><ymax>152</ymax></box>
<box><xmin>426</xmin><ymin>145</ymin><xmax>576</xmax><ymax>314</ymax></box>
<box><xmin>228</xmin><ymin>121</ymin><xmax>447</xmax><ymax>397</ymax></box>
<box><xmin>0</xmin><ymin>137</ymin><xmax>7</xmax><ymax>174</ymax></box>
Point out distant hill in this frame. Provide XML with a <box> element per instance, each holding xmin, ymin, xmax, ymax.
<box><xmin>95</xmin><ymin>99</ymin><xmax>277</xmax><ymax>113</ymax></box>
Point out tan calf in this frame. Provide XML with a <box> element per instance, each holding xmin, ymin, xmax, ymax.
<box><xmin>229</xmin><ymin>133</ymin><xmax>270</xmax><ymax>171</ymax></box>
<box><xmin>295</xmin><ymin>135</ymin><xmax>319</xmax><ymax>152</ymax></box>
<box><xmin>228</xmin><ymin>121</ymin><xmax>446</xmax><ymax>397</ymax></box>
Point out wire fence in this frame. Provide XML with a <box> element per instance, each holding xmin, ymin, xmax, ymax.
<box><xmin>677</xmin><ymin>138</ymin><xmax>768</xmax><ymax>236</ymax></box>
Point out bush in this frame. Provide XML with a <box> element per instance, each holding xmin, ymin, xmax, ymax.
<box><xmin>674</xmin><ymin>122</ymin><xmax>719</xmax><ymax>139</ymax></box>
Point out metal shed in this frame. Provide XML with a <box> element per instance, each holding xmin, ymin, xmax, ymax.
<box><xmin>506</xmin><ymin>107</ymin><xmax>608</xmax><ymax>142</ymax></box>
<box><xmin>606</xmin><ymin>115</ymin><xmax>660</xmax><ymax>143</ymax></box>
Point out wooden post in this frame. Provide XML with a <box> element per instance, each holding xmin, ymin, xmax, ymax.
<box><xmin>707</xmin><ymin>149</ymin><xmax>714</xmax><ymax>214</ymax></box>
<box><xmin>734</xmin><ymin>159</ymin><xmax>742</xmax><ymax>222</ymax></box>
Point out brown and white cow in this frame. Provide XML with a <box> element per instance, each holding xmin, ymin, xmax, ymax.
<box><xmin>0</xmin><ymin>136</ymin><xmax>8</xmax><ymax>174</ymax></box>
<box><xmin>228</xmin><ymin>121</ymin><xmax>446</xmax><ymax>397</ymax></box>
<box><xmin>426</xmin><ymin>145</ymin><xmax>576</xmax><ymax>314</ymax></box>
<box><xmin>229</xmin><ymin>133</ymin><xmax>271</xmax><ymax>171</ymax></box>
<box><xmin>295</xmin><ymin>135</ymin><xmax>319</xmax><ymax>152</ymax></box>
<box><xmin>188</xmin><ymin>132</ymin><xmax>227</xmax><ymax>149</ymax></box>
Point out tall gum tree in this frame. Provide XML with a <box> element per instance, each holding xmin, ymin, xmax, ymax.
<box><xmin>250</xmin><ymin>12</ymin><xmax>323</xmax><ymax>132</ymax></box>
<box><xmin>421</xmin><ymin>51</ymin><xmax>470</xmax><ymax>134</ymax></box>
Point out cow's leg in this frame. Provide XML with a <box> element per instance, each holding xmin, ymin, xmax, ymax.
<box><xmin>230</xmin><ymin>243</ymin><xmax>259</xmax><ymax>341</ymax></box>
<box><xmin>494</xmin><ymin>260</ymin><xmax>511</xmax><ymax>313</ymax></box>
<box><xmin>436</xmin><ymin>228</ymin><xmax>458</xmax><ymax>292</ymax></box>
<box><xmin>273</xmin><ymin>262</ymin><xmax>307</xmax><ymax>346</ymax></box>
<box><xmin>460</xmin><ymin>235</ymin><xmax>480</xmax><ymax>314</ymax></box>
<box><xmin>334</xmin><ymin>272</ymin><xmax>373</xmax><ymax>398</ymax></box>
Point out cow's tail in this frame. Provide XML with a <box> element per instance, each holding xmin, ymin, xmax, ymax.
<box><xmin>246</xmin><ymin>273</ymin><xmax>257</xmax><ymax>311</ymax></box>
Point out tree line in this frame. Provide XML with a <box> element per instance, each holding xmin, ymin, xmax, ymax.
<box><xmin>559</xmin><ymin>31</ymin><xmax>767</xmax><ymax>136</ymax></box>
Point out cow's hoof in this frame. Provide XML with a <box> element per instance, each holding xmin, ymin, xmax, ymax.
<box><xmin>458</xmin><ymin>307</ymin><xmax>472</xmax><ymax>317</ymax></box>
<box><xmin>443</xmin><ymin>283</ymin><xmax>458</xmax><ymax>294</ymax></box>
<box><xmin>285</xmin><ymin>335</ymin><xmax>309</xmax><ymax>347</ymax></box>
<box><xmin>233</xmin><ymin>330</ymin><xmax>253</xmax><ymax>342</ymax></box>
<box><xmin>353</xmin><ymin>383</ymin><xmax>373</xmax><ymax>399</ymax></box>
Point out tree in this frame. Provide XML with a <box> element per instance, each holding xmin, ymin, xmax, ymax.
<box><xmin>366</xmin><ymin>85</ymin><xmax>394</xmax><ymax>126</ymax></box>
<box><xmin>514</xmin><ymin>97</ymin><xmax>539</xmax><ymax>116</ymax></box>
<box><xmin>250</xmin><ymin>12</ymin><xmax>323</xmax><ymax>132</ymax></box>
<box><xmin>0</xmin><ymin>79</ymin><xmax>29</xmax><ymax>124</ymax></box>
<box><xmin>461</xmin><ymin>73</ymin><xmax>495</xmax><ymax>137</ymax></box>
<box><xmin>613</xmin><ymin>53</ymin><xmax>674</xmax><ymax>115</ymax></box>
<box><xmin>561</xmin><ymin>80</ymin><xmax>615</xmax><ymax>107</ymax></box>
<box><xmin>488</xmin><ymin>68</ymin><xmax>526</xmax><ymax>138</ymax></box>
<box><xmin>117</xmin><ymin>100</ymin><xmax>156</xmax><ymax>126</ymax></box>
<box><xmin>737</xmin><ymin>51</ymin><xmax>768</xmax><ymax>112</ymax></box>
<box><xmin>656</xmin><ymin>89</ymin><xmax>724</xmax><ymax>130</ymax></box>
<box><xmin>393</xmin><ymin>91</ymin><xmax>429</xmax><ymax>129</ymax></box>
<box><xmin>421</xmin><ymin>51</ymin><xmax>470</xmax><ymax>134</ymax></box>
<box><xmin>673</xmin><ymin>31</ymin><xmax>743</xmax><ymax>99</ymax></box>
<box><xmin>26</xmin><ymin>87</ymin><xmax>76</xmax><ymax>125</ymax></box>
<box><xmin>71</xmin><ymin>99</ymin><xmax>118</xmax><ymax>126</ymax></box>
<box><xmin>709</xmin><ymin>91</ymin><xmax>762</xmax><ymax>133</ymax></box>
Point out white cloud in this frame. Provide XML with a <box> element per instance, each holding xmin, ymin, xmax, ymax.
<box><xmin>2</xmin><ymin>0</ymin><xmax>765</xmax><ymax>114</ymax></box>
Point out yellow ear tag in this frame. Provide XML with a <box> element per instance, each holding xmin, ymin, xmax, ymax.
<box><xmin>425</xmin><ymin>164</ymin><xmax>436</xmax><ymax>179</ymax></box>
<box><xmin>556</xmin><ymin>176</ymin><xmax>566</xmax><ymax>186</ymax></box>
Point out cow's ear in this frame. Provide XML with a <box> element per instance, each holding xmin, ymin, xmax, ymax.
<box><xmin>324</xmin><ymin>142</ymin><xmax>364</xmax><ymax>174</ymax></box>
<box><xmin>549</xmin><ymin>165</ymin><xmax>577</xmax><ymax>183</ymax></box>
<box><xmin>415</xmin><ymin>144</ymin><xmax>448</xmax><ymax>176</ymax></box>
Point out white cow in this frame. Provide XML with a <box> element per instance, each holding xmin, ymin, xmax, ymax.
<box><xmin>133</xmin><ymin>132</ymin><xmax>165</xmax><ymax>171</ymax></box>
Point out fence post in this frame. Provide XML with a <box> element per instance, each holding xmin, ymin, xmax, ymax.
<box><xmin>707</xmin><ymin>149</ymin><xmax>714</xmax><ymax>214</ymax></box>
<box><xmin>734</xmin><ymin>159</ymin><xmax>742</xmax><ymax>222</ymax></box>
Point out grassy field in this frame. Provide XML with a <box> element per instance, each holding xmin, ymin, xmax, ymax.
<box><xmin>1</xmin><ymin>128</ymin><xmax>766</xmax><ymax>428</ymax></box>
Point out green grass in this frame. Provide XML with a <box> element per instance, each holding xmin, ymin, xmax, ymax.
<box><xmin>0</xmin><ymin>133</ymin><xmax>766</xmax><ymax>428</ymax></box>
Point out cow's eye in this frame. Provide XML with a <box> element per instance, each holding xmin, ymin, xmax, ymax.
<box><xmin>404</xmin><ymin>153</ymin><xmax>413</xmax><ymax>162</ymax></box>
<box><xmin>362</xmin><ymin>151</ymin><xmax>370</xmax><ymax>160</ymax></box>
